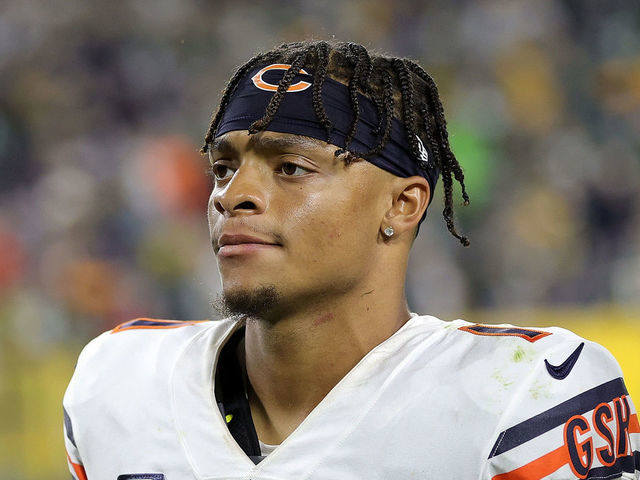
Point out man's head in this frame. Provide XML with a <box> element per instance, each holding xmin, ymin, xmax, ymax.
<box><xmin>202</xmin><ymin>40</ymin><xmax>469</xmax><ymax>319</ymax></box>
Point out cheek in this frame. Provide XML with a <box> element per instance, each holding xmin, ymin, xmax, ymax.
<box><xmin>295</xmin><ymin>192</ymin><xmax>345</xmax><ymax>244</ymax></box>
<box><xmin>283</xmin><ymin>184</ymin><xmax>376</xmax><ymax>256</ymax></box>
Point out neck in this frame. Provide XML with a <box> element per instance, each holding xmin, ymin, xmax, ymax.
<box><xmin>242</xmin><ymin>266</ymin><xmax>410</xmax><ymax>444</ymax></box>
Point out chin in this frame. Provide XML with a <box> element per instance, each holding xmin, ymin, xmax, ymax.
<box><xmin>212</xmin><ymin>283</ymin><xmax>281</xmax><ymax>319</ymax></box>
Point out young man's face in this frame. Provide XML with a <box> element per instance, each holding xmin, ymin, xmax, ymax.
<box><xmin>207</xmin><ymin>130</ymin><xmax>396</xmax><ymax>315</ymax></box>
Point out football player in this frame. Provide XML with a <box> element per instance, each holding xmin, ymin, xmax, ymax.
<box><xmin>64</xmin><ymin>40</ymin><xmax>639</xmax><ymax>479</ymax></box>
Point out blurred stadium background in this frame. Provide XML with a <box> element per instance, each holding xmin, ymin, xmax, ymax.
<box><xmin>0</xmin><ymin>0</ymin><xmax>639</xmax><ymax>478</ymax></box>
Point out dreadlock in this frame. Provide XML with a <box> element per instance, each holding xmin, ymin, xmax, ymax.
<box><xmin>201</xmin><ymin>40</ymin><xmax>470</xmax><ymax>246</ymax></box>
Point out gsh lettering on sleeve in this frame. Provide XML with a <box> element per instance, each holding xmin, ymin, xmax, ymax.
<box><xmin>564</xmin><ymin>394</ymin><xmax>634</xmax><ymax>479</ymax></box>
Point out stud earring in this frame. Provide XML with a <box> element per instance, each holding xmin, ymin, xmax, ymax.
<box><xmin>383</xmin><ymin>226</ymin><xmax>395</xmax><ymax>237</ymax></box>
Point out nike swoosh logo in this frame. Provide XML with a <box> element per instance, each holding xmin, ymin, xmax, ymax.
<box><xmin>544</xmin><ymin>342</ymin><xmax>585</xmax><ymax>380</ymax></box>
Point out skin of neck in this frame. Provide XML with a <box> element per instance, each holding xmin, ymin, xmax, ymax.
<box><xmin>242</xmin><ymin>241</ymin><xmax>412</xmax><ymax>445</ymax></box>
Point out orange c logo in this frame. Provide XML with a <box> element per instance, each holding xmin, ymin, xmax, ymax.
<box><xmin>251</xmin><ymin>64</ymin><xmax>312</xmax><ymax>92</ymax></box>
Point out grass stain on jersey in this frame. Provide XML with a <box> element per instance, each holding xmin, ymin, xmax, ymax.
<box><xmin>512</xmin><ymin>346</ymin><xmax>526</xmax><ymax>362</ymax></box>
<box><xmin>511</xmin><ymin>345</ymin><xmax>535</xmax><ymax>363</ymax></box>
<box><xmin>491</xmin><ymin>369</ymin><xmax>515</xmax><ymax>390</ymax></box>
<box><xmin>528</xmin><ymin>379</ymin><xmax>552</xmax><ymax>400</ymax></box>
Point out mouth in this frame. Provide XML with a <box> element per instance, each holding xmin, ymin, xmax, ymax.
<box><xmin>215</xmin><ymin>233</ymin><xmax>281</xmax><ymax>257</ymax></box>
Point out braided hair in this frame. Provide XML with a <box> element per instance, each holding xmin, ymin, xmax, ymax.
<box><xmin>201</xmin><ymin>40</ymin><xmax>470</xmax><ymax>246</ymax></box>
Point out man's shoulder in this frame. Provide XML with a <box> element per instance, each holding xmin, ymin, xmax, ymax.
<box><xmin>64</xmin><ymin>317</ymin><xmax>238</xmax><ymax>406</ymax></box>
<box><xmin>77</xmin><ymin>317</ymin><xmax>234</xmax><ymax>363</ymax></box>
<box><xmin>408</xmin><ymin>314</ymin><xmax>627</xmax><ymax>411</ymax></box>
<box><xmin>411</xmin><ymin>314</ymin><xmax>609</xmax><ymax>366</ymax></box>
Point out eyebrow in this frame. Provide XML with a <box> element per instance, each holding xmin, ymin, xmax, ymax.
<box><xmin>209</xmin><ymin>133</ymin><xmax>327</xmax><ymax>157</ymax></box>
<box><xmin>209</xmin><ymin>136</ymin><xmax>237</xmax><ymax>155</ymax></box>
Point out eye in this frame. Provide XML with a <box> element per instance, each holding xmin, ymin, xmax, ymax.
<box><xmin>279</xmin><ymin>162</ymin><xmax>309</xmax><ymax>176</ymax></box>
<box><xmin>209</xmin><ymin>163</ymin><xmax>235</xmax><ymax>181</ymax></box>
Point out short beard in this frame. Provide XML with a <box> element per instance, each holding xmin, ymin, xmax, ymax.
<box><xmin>212</xmin><ymin>284</ymin><xmax>280</xmax><ymax>321</ymax></box>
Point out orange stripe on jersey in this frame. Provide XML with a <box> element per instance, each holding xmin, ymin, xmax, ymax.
<box><xmin>111</xmin><ymin>318</ymin><xmax>209</xmax><ymax>333</ymax></box>
<box><xmin>631</xmin><ymin>413</ymin><xmax>640</xmax><ymax>434</ymax></box>
<box><xmin>66</xmin><ymin>452</ymin><xmax>88</xmax><ymax>480</ymax></box>
<box><xmin>491</xmin><ymin>444</ymin><xmax>569</xmax><ymax>480</ymax></box>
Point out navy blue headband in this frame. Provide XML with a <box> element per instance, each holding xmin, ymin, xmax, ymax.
<box><xmin>215</xmin><ymin>63</ymin><xmax>439</xmax><ymax>206</ymax></box>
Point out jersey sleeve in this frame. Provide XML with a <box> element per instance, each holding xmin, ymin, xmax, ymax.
<box><xmin>481</xmin><ymin>338</ymin><xmax>640</xmax><ymax>480</ymax></box>
<box><xmin>62</xmin><ymin>331</ymin><xmax>110</xmax><ymax>480</ymax></box>
<box><xmin>64</xmin><ymin>406</ymin><xmax>88</xmax><ymax>480</ymax></box>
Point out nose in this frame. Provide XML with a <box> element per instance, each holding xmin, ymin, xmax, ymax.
<box><xmin>211</xmin><ymin>163</ymin><xmax>267</xmax><ymax>217</ymax></box>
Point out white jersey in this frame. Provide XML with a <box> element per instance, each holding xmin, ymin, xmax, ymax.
<box><xmin>63</xmin><ymin>315</ymin><xmax>640</xmax><ymax>480</ymax></box>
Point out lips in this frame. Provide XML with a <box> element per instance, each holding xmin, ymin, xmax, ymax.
<box><xmin>215</xmin><ymin>233</ymin><xmax>280</xmax><ymax>256</ymax></box>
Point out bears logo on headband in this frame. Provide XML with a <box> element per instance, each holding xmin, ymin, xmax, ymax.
<box><xmin>251</xmin><ymin>64</ymin><xmax>312</xmax><ymax>92</ymax></box>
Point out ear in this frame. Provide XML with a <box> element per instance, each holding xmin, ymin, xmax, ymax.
<box><xmin>382</xmin><ymin>176</ymin><xmax>430</xmax><ymax>237</ymax></box>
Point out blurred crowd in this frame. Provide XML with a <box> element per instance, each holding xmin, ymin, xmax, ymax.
<box><xmin>1</xmin><ymin>0</ymin><xmax>639</xmax><ymax>343</ymax></box>
<box><xmin>0</xmin><ymin>0</ymin><xmax>639</xmax><ymax>477</ymax></box>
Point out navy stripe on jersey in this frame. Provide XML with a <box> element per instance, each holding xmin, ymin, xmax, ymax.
<box><xmin>63</xmin><ymin>407</ymin><xmax>76</xmax><ymax>448</ymax></box>
<box><xmin>111</xmin><ymin>318</ymin><xmax>208</xmax><ymax>332</ymax></box>
<box><xmin>117</xmin><ymin>475</ymin><xmax>165</xmax><ymax>480</ymax></box>
<box><xmin>584</xmin><ymin>451</ymin><xmax>639</xmax><ymax>479</ymax></box>
<box><xmin>489</xmin><ymin>377</ymin><xmax>628</xmax><ymax>458</ymax></box>
<box><xmin>118</xmin><ymin>319</ymin><xmax>189</xmax><ymax>328</ymax></box>
<box><xmin>459</xmin><ymin>325</ymin><xmax>551</xmax><ymax>342</ymax></box>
